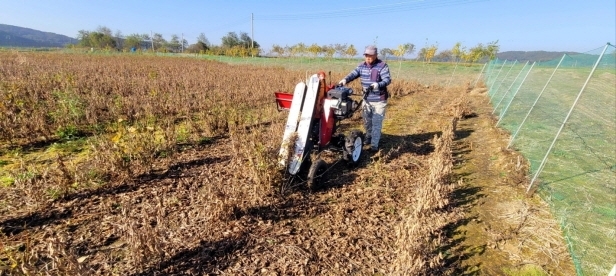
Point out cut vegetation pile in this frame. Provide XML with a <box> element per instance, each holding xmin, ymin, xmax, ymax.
<box><xmin>0</xmin><ymin>51</ymin><xmax>574</xmax><ymax>275</ymax></box>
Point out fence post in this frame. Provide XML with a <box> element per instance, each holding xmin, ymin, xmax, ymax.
<box><xmin>527</xmin><ymin>44</ymin><xmax>610</xmax><ymax>193</ymax></box>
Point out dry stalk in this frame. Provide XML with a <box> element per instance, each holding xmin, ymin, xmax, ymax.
<box><xmin>114</xmin><ymin>201</ymin><xmax>165</xmax><ymax>271</ymax></box>
<box><xmin>391</xmin><ymin>118</ymin><xmax>457</xmax><ymax>276</ymax></box>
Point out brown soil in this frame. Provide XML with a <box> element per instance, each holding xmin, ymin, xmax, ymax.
<box><xmin>0</xmin><ymin>81</ymin><xmax>575</xmax><ymax>275</ymax></box>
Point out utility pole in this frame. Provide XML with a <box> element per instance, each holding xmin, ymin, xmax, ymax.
<box><xmin>151</xmin><ymin>31</ymin><xmax>154</xmax><ymax>51</ymax></box>
<box><xmin>251</xmin><ymin>13</ymin><xmax>254</xmax><ymax>57</ymax></box>
<box><xmin>181</xmin><ymin>33</ymin><xmax>184</xmax><ymax>53</ymax></box>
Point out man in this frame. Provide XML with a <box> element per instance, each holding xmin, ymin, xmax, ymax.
<box><xmin>339</xmin><ymin>45</ymin><xmax>392</xmax><ymax>152</ymax></box>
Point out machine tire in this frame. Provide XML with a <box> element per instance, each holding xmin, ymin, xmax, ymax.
<box><xmin>343</xmin><ymin>130</ymin><xmax>363</xmax><ymax>166</ymax></box>
<box><xmin>307</xmin><ymin>159</ymin><xmax>327</xmax><ymax>191</ymax></box>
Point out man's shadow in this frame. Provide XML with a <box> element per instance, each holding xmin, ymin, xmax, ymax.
<box><xmin>376</xmin><ymin>131</ymin><xmax>442</xmax><ymax>158</ymax></box>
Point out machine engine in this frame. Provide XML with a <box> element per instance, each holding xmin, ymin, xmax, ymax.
<box><xmin>327</xmin><ymin>87</ymin><xmax>359</xmax><ymax>118</ymax></box>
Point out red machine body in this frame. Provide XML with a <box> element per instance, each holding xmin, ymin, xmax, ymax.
<box><xmin>274</xmin><ymin>71</ymin><xmax>364</xmax><ymax>189</ymax></box>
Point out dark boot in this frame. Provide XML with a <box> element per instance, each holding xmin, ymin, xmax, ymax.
<box><xmin>363</xmin><ymin>137</ymin><xmax>371</xmax><ymax>146</ymax></box>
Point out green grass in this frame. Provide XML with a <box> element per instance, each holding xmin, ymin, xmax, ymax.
<box><xmin>193</xmin><ymin>54</ymin><xmax>484</xmax><ymax>85</ymax></box>
<box><xmin>0</xmin><ymin>175</ymin><xmax>14</xmax><ymax>187</ymax></box>
<box><xmin>503</xmin><ymin>264</ymin><xmax>549</xmax><ymax>276</ymax></box>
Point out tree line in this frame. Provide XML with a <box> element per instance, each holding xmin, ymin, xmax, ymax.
<box><xmin>73</xmin><ymin>26</ymin><xmax>499</xmax><ymax>62</ymax></box>
<box><xmin>270</xmin><ymin>41</ymin><xmax>499</xmax><ymax>64</ymax></box>
<box><xmin>74</xmin><ymin>26</ymin><xmax>259</xmax><ymax>57</ymax></box>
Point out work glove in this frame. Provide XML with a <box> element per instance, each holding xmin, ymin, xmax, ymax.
<box><xmin>370</xmin><ymin>83</ymin><xmax>379</xmax><ymax>90</ymax></box>
<box><xmin>338</xmin><ymin>79</ymin><xmax>346</xmax><ymax>86</ymax></box>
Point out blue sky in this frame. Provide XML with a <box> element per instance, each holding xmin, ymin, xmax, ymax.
<box><xmin>1</xmin><ymin>0</ymin><xmax>614</xmax><ymax>54</ymax></box>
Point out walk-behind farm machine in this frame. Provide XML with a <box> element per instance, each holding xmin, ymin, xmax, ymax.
<box><xmin>275</xmin><ymin>71</ymin><xmax>365</xmax><ymax>190</ymax></box>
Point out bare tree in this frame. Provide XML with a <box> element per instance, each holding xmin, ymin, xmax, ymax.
<box><xmin>322</xmin><ymin>44</ymin><xmax>336</xmax><ymax>59</ymax></box>
<box><xmin>333</xmin><ymin>43</ymin><xmax>348</xmax><ymax>58</ymax></box>
<box><xmin>379</xmin><ymin>48</ymin><xmax>394</xmax><ymax>61</ymax></box>
<box><xmin>96</xmin><ymin>26</ymin><xmax>113</xmax><ymax>37</ymax></box>
<box><xmin>270</xmin><ymin>44</ymin><xmax>285</xmax><ymax>57</ymax></box>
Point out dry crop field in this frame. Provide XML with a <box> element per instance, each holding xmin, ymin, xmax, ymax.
<box><xmin>0</xmin><ymin>51</ymin><xmax>575</xmax><ymax>275</ymax></box>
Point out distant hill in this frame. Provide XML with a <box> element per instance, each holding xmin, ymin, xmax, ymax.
<box><xmin>496</xmin><ymin>50</ymin><xmax>580</xmax><ymax>62</ymax></box>
<box><xmin>0</xmin><ymin>24</ymin><xmax>77</xmax><ymax>47</ymax></box>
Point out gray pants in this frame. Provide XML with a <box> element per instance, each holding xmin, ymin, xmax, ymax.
<box><xmin>362</xmin><ymin>101</ymin><xmax>387</xmax><ymax>148</ymax></box>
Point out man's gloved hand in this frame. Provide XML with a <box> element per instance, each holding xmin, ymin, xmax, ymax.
<box><xmin>370</xmin><ymin>83</ymin><xmax>379</xmax><ymax>90</ymax></box>
<box><xmin>338</xmin><ymin>79</ymin><xmax>346</xmax><ymax>86</ymax></box>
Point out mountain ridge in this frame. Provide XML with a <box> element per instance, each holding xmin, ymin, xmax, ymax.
<box><xmin>0</xmin><ymin>23</ymin><xmax>77</xmax><ymax>47</ymax></box>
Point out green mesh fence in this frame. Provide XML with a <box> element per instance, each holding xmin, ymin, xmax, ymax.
<box><xmin>485</xmin><ymin>44</ymin><xmax>616</xmax><ymax>276</ymax></box>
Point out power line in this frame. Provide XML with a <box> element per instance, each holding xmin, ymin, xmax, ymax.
<box><xmin>210</xmin><ymin>18</ymin><xmax>251</xmax><ymax>32</ymax></box>
<box><xmin>256</xmin><ymin>0</ymin><xmax>487</xmax><ymax>20</ymax></box>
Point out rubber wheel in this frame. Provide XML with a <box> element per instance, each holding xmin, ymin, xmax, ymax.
<box><xmin>343</xmin><ymin>130</ymin><xmax>363</xmax><ymax>165</ymax></box>
<box><xmin>307</xmin><ymin>159</ymin><xmax>327</xmax><ymax>191</ymax></box>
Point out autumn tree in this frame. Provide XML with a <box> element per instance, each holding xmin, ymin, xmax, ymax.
<box><xmin>400</xmin><ymin>43</ymin><xmax>416</xmax><ymax>59</ymax></box>
<box><xmin>308</xmin><ymin>43</ymin><xmax>321</xmax><ymax>58</ymax></box>
<box><xmin>344</xmin><ymin>45</ymin><xmax>357</xmax><ymax>59</ymax></box>
<box><xmin>485</xmin><ymin>40</ymin><xmax>500</xmax><ymax>60</ymax></box>
<box><xmin>291</xmin><ymin>43</ymin><xmax>307</xmax><ymax>57</ymax></box>
<box><xmin>451</xmin><ymin>42</ymin><xmax>464</xmax><ymax>63</ymax></box>
<box><xmin>391</xmin><ymin>43</ymin><xmax>416</xmax><ymax>77</ymax></box>
<box><xmin>459</xmin><ymin>50</ymin><xmax>472</xmax><ymax>63</ymax></box>
<box><xmin>418</xmin><ymin>44</ymin><xmax>438</xmax><ymax>63</ymax></box>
